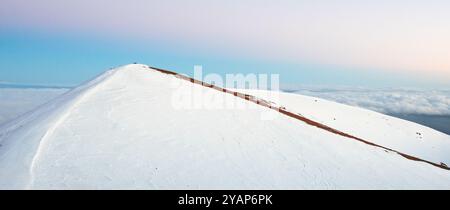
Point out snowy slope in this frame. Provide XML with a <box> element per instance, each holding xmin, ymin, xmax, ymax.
<box><xmin>238</xmin><ymin>89</ymin><xmax>450</xmax><ymax>167</ymax></box>
<box><xmin>0</xmin><ymin>64</ymin><xmax>449</xmax><ymax>190</ymax></box>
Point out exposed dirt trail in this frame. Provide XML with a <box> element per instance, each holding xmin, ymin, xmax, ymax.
<box><xmin>148</xmin><ymin>66</ymin><xmax>449</xmax><ymax>171</ymax></box>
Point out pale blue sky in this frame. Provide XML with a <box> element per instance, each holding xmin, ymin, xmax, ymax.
<box><xmin>1</xmin><ymin>0</ymin><xmax>449</xmax><ymax>88</ymax></box>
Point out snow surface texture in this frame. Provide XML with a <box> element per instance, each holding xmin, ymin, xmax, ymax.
<box><xmin>0</xmin><ymin>88</ymin><xmax>68</xmax><ymax>125</ymax></box>
<box><xmin>0</xmin><ymin>64</ymin><xmax>449</xmax><ymax>190</ymax></box>
<box><xmin>238</xmin><ymin>89</ymin><xmax>450</xmax><ymax>168</ymax></box>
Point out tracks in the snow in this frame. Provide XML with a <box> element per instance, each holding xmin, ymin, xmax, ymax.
<box><xmin>148</xmin><ymin>66</ymin><xmax>449</xmax><ymax>171</ymax></box>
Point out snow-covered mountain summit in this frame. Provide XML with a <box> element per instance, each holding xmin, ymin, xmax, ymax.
<box><xmin>0</xmin><ymin>64</ymin><xmax>449</xmax><ymax>189</ymax></box>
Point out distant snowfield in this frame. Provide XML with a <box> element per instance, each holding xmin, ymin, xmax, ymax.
<box><xmin>0</xmin><ymin>88</ymin><xmax>68</xmax><ymax>125</ymax></box>
<box><xmin>0</xmin><ymin>64</ymin><xmax>449</xmax><ymax>190</ymax></box>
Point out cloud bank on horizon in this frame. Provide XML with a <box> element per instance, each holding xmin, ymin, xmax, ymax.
<box><xmin>0</xmin><ymin>88</ymin><xmax>68</xmax><ymax>125</ymax></box>
<box><xmin>288</xmin><ymin>87</ymin><xmax>450</xmax><ymax>116</ymax></box>
<box><xmin>1</xmin><ymin>0</ymin><xmax>450</xmax><ymax>78</ymax></box>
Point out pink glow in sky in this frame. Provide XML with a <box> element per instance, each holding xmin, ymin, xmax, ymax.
<box><xmin>1</xmin><ymin>0</ymin><xmax>450</xmax><ymax>79</ymax></box>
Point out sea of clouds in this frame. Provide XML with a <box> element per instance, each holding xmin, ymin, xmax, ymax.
<box><xmin>283</xmin><ymin>86</ymin><xmax>450</xmax><ymax>116</ymax></box>
<box><xmin>0</xmin><ymin>88</ymin><xmax>68</xmax><ymax>125</ymax></box>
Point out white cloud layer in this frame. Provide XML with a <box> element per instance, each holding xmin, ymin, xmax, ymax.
<box><xmin>286</xmin><ymin>87</ymin><xmax>450</xmax><ymax>116</ymax></box>
<box><xmin>0</xmin><ymin>88</ymin><xmax>68</xmax><ymax>125</ymax></box>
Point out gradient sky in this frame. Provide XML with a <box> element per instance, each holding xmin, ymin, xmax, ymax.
<box><xmin>1</xmin><ymin>0</ymin><xmax>449</xmax><ymax>88</ymax></box>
